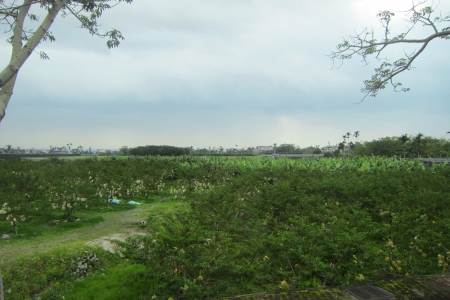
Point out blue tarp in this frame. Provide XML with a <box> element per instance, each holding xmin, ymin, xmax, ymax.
<box><xmin>128</xmin><ymin>201</ymin><xmax>142</xmax><ymax>205</ymax></box>
<box><xmin>108</xmin><ymin>199</ymin><xmax>142</xmax><ymax>205</ymax></box>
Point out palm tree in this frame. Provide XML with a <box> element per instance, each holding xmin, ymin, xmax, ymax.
<box><xmin>413</xmin><ymin>133</ymin><xmax>424</xmax><ymax>158</ymax></box>
<box><xmin>340</xmin><ymin>133</ymin><xmax>348</xmax><ymax>156</ymax></box>
<box><xmin>399</xmin><ymin>134</ymin><xmax>410</xmax><ymax>144</ymax></box>
<box><xmin>353</xmin><ymin>131</ymin><xmax>360</xmax><ymax>144</ymax></box>
<box><xmin>346</xmin><ymin>133</ymin><xmax>351</xmax><ymax>155</ymax></box>
<box><xmin>398</xmin><ymin>134</ymin><xmax>410</xmax><ymax>158</ymax></box>
<box><xmin>338</xmin><ymin>142</ymin><xmax>345</xmax><ymax>156</ymax></box>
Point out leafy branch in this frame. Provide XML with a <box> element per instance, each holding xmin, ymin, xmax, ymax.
<box><xmin>0</xmin><ymin>0</ymin><xmax>133</xmax><ymax>123</ymax></box>
<box><xmin>330</xmin><ymin>0</ymin><xmax>450</xmax><ymax>101</ymax></box>
<box><xmin>62</xmin><ymin>0</ymin><xmax>130</xmax><ymax>48</ymax></box>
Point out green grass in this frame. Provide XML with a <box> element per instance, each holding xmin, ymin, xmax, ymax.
<box><xmin>0</xmin><ymin>212</ymin><xmax>102</xmax><ymax>242</ymax></box>
<box><xmin>0</xmin><ymin>196</ymin><xmax>170</xmax><ymax>264</ymax></box>
<box><xmin>144</xmin><ymin>198</ymin><xmax>190</xmax><ymax>229</ymax></box>
<box><xmin>0</xmin><ymin>197</ymin><xmax>188</xmax><ymax>300</ymax></box>
<box><xmin>146</xmin><ymin>197</ymin><xmax>188</xmax><ymax>215</ymax></box>
<box><xmin>65</xmin><ymin>263</ymin><xmax>149</xmax><ymax>300</ymax></box>
<box><xmin>0</xmin><ymin>205</ymin><xmax>127</xmax><ymax>243</ymax></box>
<box><xmin>0</xmin><ymin>195</ymin><xmax>161</xmax><ymax>242</ymax></box>
<box><xmin>1</xmin><ymin>246</ymin><xmax>123</xmax><ymax>300</ymax></box>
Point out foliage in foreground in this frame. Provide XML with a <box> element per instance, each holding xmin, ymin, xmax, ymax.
<box><xmin>123</xmin><ymin>167</ymin><xmax>450</xmax><ymax>299</ymax></box>
<box><xmin>1</xmin><ymin>156</ymin><xmax>449</xmax><ymax>299</ymax></box>
<box><xmin>1</xmin><ymin>247</ymin><xmax>127</xmax><ymax>300</ymax></box>
<box><xmin>1</xmin><ymin>155</ymin><xmax>442</xmax><ymax>231</ymax></box>
<box><xmin>0</xmin><ymin>199</ymin><xmax>182</xmax><ymax>300</ymax></box>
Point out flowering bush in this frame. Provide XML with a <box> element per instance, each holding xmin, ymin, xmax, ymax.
<box><xmin>1</xmin><ymin>156</ymin><xmax>449</xmax><ymax>299</ymax></box>
<box><xmin>122</xmin><ymin>165</ymin><xmax>450</xmax><ymax>298</ymax></box>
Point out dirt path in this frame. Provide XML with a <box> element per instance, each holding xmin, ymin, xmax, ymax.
<box><xmin>0</xmin><ymin>200</ymin><xmax>162</xmax><ymax>264</ymax></box>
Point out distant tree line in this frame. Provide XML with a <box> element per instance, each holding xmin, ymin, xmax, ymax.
<box><xmin>354</xmin><ymin>134</ymin><xmax>450</xmax><ymax>158</ymax></box>
<box><xmin>49</xmin><ymin>143</ymin><xmax>84</xmax><ymax>154</ymax></box>
<box><xmin>0</xmin><ymin>145</ymin><xmax>24</xmax><ymax>154</ymax></box>
<box><xmin>128</xmin><ymin>145</ymin><xmax>190</xmax><ymax>156</ymax></box>
<box><xmin>276</xmin><ymin>144</ymin><xmax>322</xmax><ymax>154</ymax></box>
<box><xmin>192</xmin><ymin>146</ymin><xmax>256</xmax><ymax>155</ymax></box>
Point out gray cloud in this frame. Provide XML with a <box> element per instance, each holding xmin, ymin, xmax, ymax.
<box><xmin>1</xmin><ymin>0</ymin><xmax>449</xmax><ymax>149</ymax></box>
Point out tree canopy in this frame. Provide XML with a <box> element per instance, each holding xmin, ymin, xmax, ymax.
<box><xmin>353</xmin><ymin>133</ymin><xmax>450</xmax><ymax>158</ymax></box>
<box><xmin>330</xmin><ymin>0</ymin><xmax>449</xmax><ymax>100</ymax></box>
<box><xmin>0</xmin><ymin>0</ymin><xmax>133</xmax><ymax>123</ymax></box>
<box><xmin>128</xmin><ymin>145</ymin><xmax>191</xmax><ymax>156</ymax></box>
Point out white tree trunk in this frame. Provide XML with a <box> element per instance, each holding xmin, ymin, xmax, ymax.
<box><xmin>0</xmin><ymin>74</ymin><xmax>17</xmax><ymax>122</ymax></box>
<box><xmin>0</xmin><ymin>0</ymin><xmax>68</xmax><ymax>88</ymax></box>
<box><xmin>0</xmin><ymin>0</ymin><xmax>69</xmax><ymax>123</ymax></box>
<box><xmin>0</xmin><ymin>0</ymin><xmax>30</xmax><ymax>122</ymax></box>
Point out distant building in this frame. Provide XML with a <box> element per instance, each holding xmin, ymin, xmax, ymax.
<box><xmin>254</xmin><ymin>146</ymin><xmax>274</xmax><ymax>154</ymax></box>
<box><xmin>321</xmin><ymin>145</ymin><xmax>339</xmax><ymax>153</ymax></box>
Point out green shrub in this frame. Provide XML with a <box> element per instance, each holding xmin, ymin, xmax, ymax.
<box><xmin>2</xmin><ymin>247</ymin><xmax>121</xmax><ymax>300</ymax></box>
<box><xmin>122</xmin><ymin>168</ymin><xmax>450</xmax><ymax>298</ymax></box>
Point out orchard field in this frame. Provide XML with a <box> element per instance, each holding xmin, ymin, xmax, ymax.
<box><xmin>1</xmin><ymin>156</ymin><xmax>450</xmax><ymax>299</ymax></box>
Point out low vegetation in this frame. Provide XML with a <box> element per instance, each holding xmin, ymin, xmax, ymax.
<box><xmin>128</xmin><ymin>145</ymin><xmax>191</xmax><ymax>156</ymax></box>
<box><xmin>0</xmin><ymin>156</ymin><xmax>449</xmax><ymax>299</ymax></box>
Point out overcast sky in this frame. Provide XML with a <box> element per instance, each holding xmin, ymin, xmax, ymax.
<box><xmin>0</xmin><ymin>0</ymin><xmax>448</xmax><ymax>150</ymax></box>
